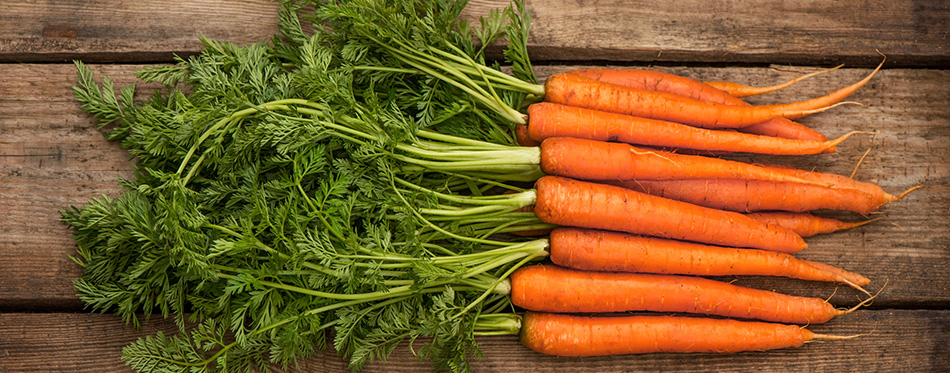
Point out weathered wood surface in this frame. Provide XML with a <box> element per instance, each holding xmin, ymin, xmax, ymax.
<box><xmin>2</xmin><ymin>0</ymin><xmax>948</xmax><ymax>67</ymax></box>
<box><xmin>1</xmin><ymin>310</ymin><xmax>949</xmax><ymax>372</ymax></box>
<box><xmin>2</xmin><ymin>0</ymin><xmax>949</xmax><ymax>371</ymax></box>
<box><xmin>0</xmin><ymin>0</ymin><xmax>280</xmax><ymax>63</ymax></box>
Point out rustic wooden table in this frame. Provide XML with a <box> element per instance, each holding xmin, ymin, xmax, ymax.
<box><xmin>1</xmin><ymin>1</ymin><xmax>948</xmax><ymax>371</ymax></box>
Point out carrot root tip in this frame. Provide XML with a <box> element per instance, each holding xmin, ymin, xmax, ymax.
<box><xmin>840</xmin><ymin>277</ymin><xmax>873</xmax><ymax>297</ymax></box>
<box><xmin>838</xmin><ymin>279</ymin><xmax>888</xmax><ymax>315</ymax></box>
<box><xmin>808</xmin><ymin>332</ymin><xmax>866</xmax><ymax>341</ymax></box>
<box><xmin>894</xmin><ymin>184</ymin><xmax>924</xmax><ymax>201</ymax></box>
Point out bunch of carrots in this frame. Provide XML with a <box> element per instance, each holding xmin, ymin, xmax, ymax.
<box><xmin>491</xmin><ymin>61</ymin><xmax>922</xmax><ymax>356</ymax></box>
<box><xmin>325</xmin><ymin>0</ymin><xmax>922</xmax><ymax>359</ymax></box>
<box><xmin>65</xmin><ymin>1</ymin><xmax>924</xmax><ymax>369</ymax></box>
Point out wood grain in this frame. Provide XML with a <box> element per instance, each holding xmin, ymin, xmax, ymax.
<box><xmin>492</xmin><ymin>0</ymin><xmax>950</xmax><ymax>67</ymax></box>
<box><xmin>0</xmin><ymin>0</ymin><xmax>280</xmax><ymax>63</ymax></box>
<box><xmin>2</xmin><ymin>1</ymin><xmax>947</xmax><ymax>66</ymax></box>
<box><xmin>0</xmin><ymin>310</ymin><xmax>947</xmax><ymax>372</ymax></box>
<box><xmin>0</xmin><ymin>64</ymin><xmax>138</xmax><ymax>310</ymax></box>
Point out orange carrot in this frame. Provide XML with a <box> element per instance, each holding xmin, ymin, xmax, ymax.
<box><xmin>759</xmin><ymin>163</ymin><xmax>922</xmax><ymax>212</ymax></box>
<box><xmin>610</xmin><ymin>178</ymin><xmax>906</xmax><ymax>215</ymax></box>
<box><xmin>566</xmin><ymin>68</ymin><xmax>733</xmax><ymax>105</ymax></box>
<box><xmin>507</xmin><ymin>201</ymin><xmax>554</xmax><ymax>237</ymax></box>
<box><xmin>740</xmin><ymin>119</ymin><xmax>829</xmax><ymax>143</ymax></box>
<box><xmin>745</xmin><ymin>212</ymin><xmax>883</xmax><ymax>237</ymax></box>
<box><xmin>544</xmin><ymin>73</ymin><xmax>846</xmax><ymax>129</ymax></box>
<box><xmin>527</xmin><ymin>102</ymin><xmax>855</xmax><ymax>155</ymax></box>
<box><xmin>766</xmin><ymin>57</ymin><xmax>884</xmax><ymax>120</ymax></box>
<box><xmin>634</xmin><ymin>145</ymin><xmax>734</xmax><ymax>157</ymax></box>
<box><xmin>514</xmin><ymin>124</ymin><xmax>541</xmax><ymax>147</ymax></box>
<box><xmin>520</xmin><ymin>312</ymin><xmax>853</xmax><ymax>356</ymax></box>
<box><xmin>510</xmin><ymin>264</ymin><xmax>864</xmax><ymax>324</ymax></box>
<box><xmin>539</xmin><ymin>137</ymin><xmax>835</xmax><ymax>188</ymax></box>
<box><xmin>532</xmin><ymin>176</ymin><xmax>807</xmax><ymax>252</ymax></box>
<box><xmin>548</xmin><ymin>227</ymin><xmax>870</xmax><ymax>287</ymax></box>
<box><xmin>566</xmin><ymin>68</ymin><xmax>829</xmax><ymax>143</ymax></box>
<box><xmin>569</xmin><ymin>59</ymin><xmax>882</xmax><ymax>123</ymax></box>
<box><xmin>705</xmin><ymin>64</ymin><xmax>844</xmax><ymax>98</ymax></box>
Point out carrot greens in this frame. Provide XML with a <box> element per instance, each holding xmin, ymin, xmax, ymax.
<box><xmin>66</xmin><ymin>1</ymin><xmax>551</xmax><ymax>371</ymax></box>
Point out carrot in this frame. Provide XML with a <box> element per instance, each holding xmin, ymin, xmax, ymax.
<box><xmin>514</xmin><ymin>124</ymin><xmax>542</xmax><ymax>147</ymax></box>
<box><xmin>506</xmin><ymin>199</ymin><xmax>554</xmax><ymax>237</ymax></box>
<box><xmin>766</xmin><ymin>56</ymin><xmax>885</xmax><ymax>120</ymax></box>
<box><xmin>610</xmin><ymin>178</ymin><xmax>907</xmax><ymax>215</ymax></box>
<box><xmin>740</xmin><ymin>119</ymin><xmax>829</xmax><ymax>143</ymax></box>
<box><xmin>520</xmin><ymin>312</ymin><xmax>854</xmax><ymax>356</ymax></box>
<box><xmin>526</xmin><ymin>102</ymin><xmax>856</xmax><ymax>155</ymax></box>
<box><xmin>539</xmin><ymin>137</ymin><xmax>837</xmax><ymax>189</ymax></box>
<box><xmin>745</xmin><ymin>212</ymin><xmax>884</xmax><ymax>237</ymax></box>
<box><xmin>612</xmin><ymin>178</ymin><xmax>866</xmax><ymax>213</ymax></box>
<box><xmin>567</xmin><ymin>57</ymin><xmax>881</xmax><ymax>121</ymax></box>
<box><xmin>704</xmin><ymin>64</ymin><xmax>844</xmax><ymax>98</ymax></box>
<box><xmin>544</xmin><ymin>73</ymin><xmax>848</xmax><ymax>129</ymax></box>
<box><xmin>510</xmin><ymin>264</ymin><xmax>867</xmax><ymax>324</ymax></box>
<box><xmin>566</xmin><ymin>68</ymin><xmax>830</xmax><ymax>143</ymax></box>
<box><xmin>758</xmin><ymin>163</ymin><xmax>922</xmax><ymax>212</ymax></box>
<box><xmin>634</xmin><ymin>145</ymin><xmax>733</xmax><ymax>157</ymax></box>
<box><xmin>566</xmin><ymin>68</ymin><xmax>734</xmax><ymax>105</ymax></box>
<box><xmin>548</xmin><ymin>227</ymin><xmax>870</xmax><ymax>288</ymax></box>
<box><xmin>532</xmin><ymin>176</ymin><xmax>807</xmax><ymax>252</ymax></box>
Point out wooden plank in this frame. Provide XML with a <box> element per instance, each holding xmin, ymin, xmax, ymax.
<box><xmin>1</xmin><ymin>1</ymin><xmax>947</xmax><ymax>66</ymax></box>
<box><xmin>0</xmin><ymin>313</ymin><xmax>181</xmax><ymax>371</ymax></box>
<box><xmin>0</xmin><ymin>64</ymin><xmax>138</xmax><ymax>310</ymax></box>
<box><xmin>1</xmin><ymin>310</ymin><xmax>947</xmax><ymax>371</ymax></box>
<box><xmin>495</xmin><ymin>0</ymin><xmax>950</xmax><ymax>67</ymax></box>
<box><xmin>1</xmin><ymin>63</ymin><xmax>948</xmax><ymax>310</ymax></box>
<box><xmin>0</xmin><ymin>0</ymin><xmax>280</xmax><ymax>63</ymax></box>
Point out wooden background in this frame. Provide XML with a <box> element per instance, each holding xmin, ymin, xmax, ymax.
<box><xmin>1</xmin><ymin>0</ymin><xmax>948</xmax><ymax>371</ymax></box>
